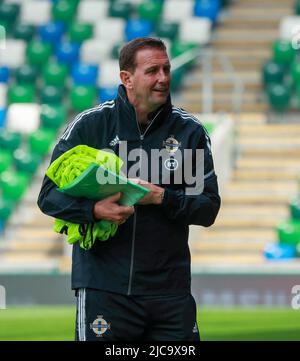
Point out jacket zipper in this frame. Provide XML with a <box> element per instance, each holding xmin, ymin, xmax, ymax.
<box><xmin>127</xmin><ymin>210</ymin><xmax>137</xmax><ymax>295</ymax></box>
<box><xmin>127</xmin><ymin>108</ymin><xmax>163</xmax><ymax>295</ymax></box>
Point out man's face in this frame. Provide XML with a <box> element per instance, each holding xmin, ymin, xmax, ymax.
<box><xmin>127</xmin><ymin>48</ymin><xmax>171</xmax><ymax>111</ymax></box>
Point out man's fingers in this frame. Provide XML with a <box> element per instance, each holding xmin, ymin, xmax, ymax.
<box><xmin>119</xmin><ymin>206</ymin><xmax>135</xmax><ymax>217</ymax></box>
<box><xmin>113</xmin><ymin>215</ymin><xmax>131</xmax><ymax>225</ymax></box>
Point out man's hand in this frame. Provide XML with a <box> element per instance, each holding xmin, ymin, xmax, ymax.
<box><xmin>129</xmin><ymin>179</ymin><xmax>164</xmax><ymax>205</ymax></box>
<box><xmin>93</xmin><ymin>192</ymin><xmax>134</xmax><ymax>225</ymax></box>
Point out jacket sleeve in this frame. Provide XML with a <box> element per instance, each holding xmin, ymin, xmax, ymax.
<box><xmin>161</xmin><ymin>128</ymin><xmax>221</xmax><ymax>227</ymax></box>
<box><xmin>37</xmin><ymin>116</ymin><xmax>97</xmax><ymax>224</ymax></box>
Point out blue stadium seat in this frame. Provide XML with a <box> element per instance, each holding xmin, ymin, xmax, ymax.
<box><xmin>125</xmin><ymin>19</ymin><xmax>153</xmax><ymax>41</ymax></box>
<box><xmin>0</xmin><ymin>66</ymin><xmax>9</xmax><ymax>83</ymax></box>
<box><xmin>99</xmin><ymin>86</ymin><xmax>118</xmax><ymax>103</ymax></box>
<box><xmin>0</xmin><ymin>220</ymin><xmax>4</xmax><ymax>234</ymax></box>
<box><xmin>194</xmin><ymin>0</ymin><xmax>220</xmax><ymax>23</ymax></box>
<box><xmin>55</xmin><ymin>42</ymin><xmax>80</xmax><ymax>65</ymax></box>
<box><xmin>264</xmin><ymin>242</ymin><xmax>296</xmax><ymax>260</ymax></box>
<box><xmin>38</xmin><ymin>21</ymin><xmax>65</xmax><ymax>44</ymax></box>
<box><xmin>71</xmin><ymin>63</ymin><xmax>98</xmax><ymax>85</ymax></box>
<box><xmin>0</xmin><ymin>107</ymin><xmax>7</xmax><ymax>128</ymax></box>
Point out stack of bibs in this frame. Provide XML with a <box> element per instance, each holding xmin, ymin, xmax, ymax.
<box><xmin>46</xmin><ymin>145</ymin><xmax>149</xmax><ymax>250</ymax></box>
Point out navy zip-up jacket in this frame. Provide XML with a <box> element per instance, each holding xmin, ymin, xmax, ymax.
<box><xmin>37</xmin><ymin>85</ymin><xmax>221</xmax><ymax>295</ymax></box>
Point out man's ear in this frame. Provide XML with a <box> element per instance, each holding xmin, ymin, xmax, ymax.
<box><xmin>120</xmin><ymin>70</ymin><xmax>133</xmax><ymax>89</ymax></box>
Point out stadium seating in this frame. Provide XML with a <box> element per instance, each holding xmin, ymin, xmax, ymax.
<box><xmin>163</xmin><ymin>0</ymin><xmax>194</xmax><ymax>22</ymax></box>
<box><xmin>262</xmin><ymin>7</ymin><xmax>300</xmax><ymax>112</ymax></box>
<box><xmin>273</xmin><ymin>39</ymin><xmax>294</xmax><ymax>66</ymax></box>
<box><xmin>71</xmin><ymin>63</ymin><xmax>98</xmax><ymax>85</ymax></box>
<box><xmin>0</xmin><ymin>0</ymin><xmax>222</xmax><ymax>235</ymax></box>
<box><xmin>80</xmin><ymin>39</ymin><xmax>112</xmax><ymax>63</ymax></box>
<box><xmin>125</xmin><ymin>19</ymin><xmax>153</xmax><ymax>41</ymax></box>
<box><xmin>0</xmin><ymin>129</ymin><xmax>22</xmax><ymax>151</ymax></box>
<box><xmin>77</xmin><ymin>0</ymin><xmax>109</xmax><ymax>23</ymax></box>
<box><xmin>156</xmin><ymin>21</ymin><xmax>179</xmax><ymax>41</ymax></box>
<box><xmin>258</xmin><ymin>12</ymin><xmax>300</xmax><ymax>261</ymax></box>
<box><xmin>70</xmin><ymin>84</ymin><xmax>96</xmax><ymax>111</ymax></box>
<box><xmin>7</xmin><ymin>84</ymin><xmax>35</xmax><ymax>103</ymax></box>
<box><xmin>99</xmin><ymin>86</ymin><xmax>118</xmax><ymax>103</ymax></box>
<box><xmin>267</xmin><ymin>83</ymin><xmax>291</xmax><ymax>112</ymax></box>
<box><xmin>264</xmin><ymin>184</ymin><xmax>300</xmax><ymax>260</ymax></box>
<box><xmin>43</xmin><ymin>62</ymin><xmax>69</xmax><ymax>87</ymax></box>
<box><xmin>52</xmin><ymin>0</ymin><xmax>77</xmax><ymax>25</ymax></box>
<box><xmin>55</xmin><ymin>42</ymin><xmax>80</xmax><ymax>65</ymax></box>
<box><xmin>0</xmin><ymin>197</ymin><xmax>14</xmax><ymax>230</ymax></box>
<box><xmin>28</xmin><ymin>128</ymin><xmax>56</xmax><ymax>156</ymax></box>
<box><xmin>0</xmin><ymin>39</ymin><xmax>26</xmax><ymax>68</ymax></box>
<box><xmin>0</xmin><ymin>149</ymin><xmax>12</xmax><ymax>173</ymax></box>
<box><xmin>262</xmin><ymin>60</ymin><xmax>285</xmax><ymax>87</ymax></box>
<box><xmin>109</xmin><ymin>1</ymin><xmax>132</xmax><ymax>20</ymax></box>
<box><xmin>290</xmin><ymin>197</ymin><xmax>300</xmax><ymax>219</ymax></box>
<box><xmin>296</xmin><ymin>0</ymin><xmax>300</xmax><ymax>15</ymax></box>
<box><xmin>0</xmin><ymin>169</ymin><xmax>29</xmax><ymax>202</ymax></box>
<box><xmin>13</xmin><ymin>148</ymin><xmax>41</xmax><ymax>174</ymax></box>
<box><xmin>291</xmin><ymin>60</ymin><xmax>300</xmax><ymax>87</ymax></box>
<box><xmin>279</xmin><ymin>16</ymin><xmax>300</xmax><ymax>42</ymax></box>
<box><xmin>94</xmin><ymin>18</ymin><xmax>125</xmax><ymax>42</ymax></box>
<box><xmin>194</xmin><ymin>0</ymin><xmax>220</xmax><ymax>23</ymax></box>
<box><xmin>97</xmin><ymin>60</ymin><xmax>120</xmax><ymax>88</ymax></box>
<box><xmin>0</xmin><ymin>83</ymin><xmax>6</xmax><ymax>106</ymax></box>
<box><xmin>40</xmin><ymin>104</ymin><xmax>66</xmax><ymax>130</ymax></box>
<box><xmin>68</xmin><ymin>22</ymin><xmax>94</xmax><ymax>44</ymax></box>
<box><xmin>138</xmin><ymin>0</ymin><xmax>162</xmax><ymax>22</ymax></box>
<box><xmin>179</xmin><ymin>17</ymin><xmax>212</xmax><ymax>44</ymax></box>
<box><xmin>6</xmin><ymin>103</ymin><xmax>40</xmax><ymax>133</ymax></box>
<box><xmin>0</xmin><ymin>108</ymin><xmax>6</xmax><ymax>128</ymax></box>
<box><xmin>38</xmin><ymin>22</ymin><xmax>65</xmax><ymax>44</ymax></box>
<box><xmin>26</xmin><ymin>40</ymin><xmax>52</xmax><ymax>67</ymax></box>
<box><xmin>15</xmin><ymin>64</ymin><xmax>38</xmax><ymax>85</ymax></box>
<box><xmin>0</xmin><ymin>2</ymin><xmax>20</xmax><ymax>34</ymax></box>
<box><xmin>20</xmin><ymin>1</ymin><xmax>51</xmax><ymax>25</ymax></box>
<box><xmin>264</xmin><ymin>242</ymin><xmax>297</xmax><ymax>260</ymax></box>
<box><xmin>0</xmin><ymin>66</ymin><xmax>9</xmax><ymax>82</ymax></box>
<box><xmin>13</xmin><ymin>23</ymin><xmax>36</xmax><ymax>42</ymax></box>
<box><xmin>40</xmin><ymin>85</ymin><xmax>64</xmax><ymax>105</ymax></box>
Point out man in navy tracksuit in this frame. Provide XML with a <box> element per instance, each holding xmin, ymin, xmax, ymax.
<box><xmin>37</xmin><ymin>37</ymin><xmax>221</xmax><ymax>341</ymax></box>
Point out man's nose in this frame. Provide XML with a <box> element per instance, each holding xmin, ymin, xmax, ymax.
<box><xmin>157</xmin><ymin>69</ymin><xmax>169</xmax><ymax>83</ymax></box>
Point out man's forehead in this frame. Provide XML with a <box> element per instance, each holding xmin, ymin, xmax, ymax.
<box><xmin>135</xmin><ymin>48</ymin><xmax>170</xmax><ymax>67</ymax></box>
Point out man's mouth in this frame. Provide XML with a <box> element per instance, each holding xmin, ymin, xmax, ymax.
<box><xmin>153</xmin><ymin>88</ymin><xmax>169</xmax><ymax>93</ymax></box>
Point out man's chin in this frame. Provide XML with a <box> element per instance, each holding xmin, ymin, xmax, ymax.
<box><xmin>151</xmin><ymin>93</ymin><xmax>169</xmax><ymax>105</ymax></box>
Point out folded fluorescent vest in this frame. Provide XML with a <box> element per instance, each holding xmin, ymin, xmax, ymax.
<box><xmin>46</xmin><ymin>145</ymin><xmax>149</xmax><ymax>250</ymax></box>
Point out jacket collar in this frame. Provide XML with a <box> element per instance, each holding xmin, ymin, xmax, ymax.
<box><xmin>115</xmin><ymin>84</ymin><xmax>172</xmax><ymax>140</ymax></box>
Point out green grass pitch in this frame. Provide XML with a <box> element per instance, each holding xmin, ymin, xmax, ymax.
<box><xmin>0</xmin><ymin>306</ymin><xmax>299</xmax><ymax>341</ymax></box>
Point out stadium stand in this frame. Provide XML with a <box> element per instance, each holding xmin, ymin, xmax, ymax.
<box><xmin>0</xmin><ymin>0</ymin><xmax>223</xmax><ymax>272</ymax></box>
<box><xmin>0</xmin><ymin>0</ymin><xmax>300</xmax><ymax>281</ymax></box>
<box><xmin>186</xmin><ymin>0</ymin><xmax>300</xmax><ymax>272</ymax></box>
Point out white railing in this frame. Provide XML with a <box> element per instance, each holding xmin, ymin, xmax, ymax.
<box><xmin>171</xmin><ymin>47</ymin><xmax>244</xmax><ymax>117</ymax></box>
